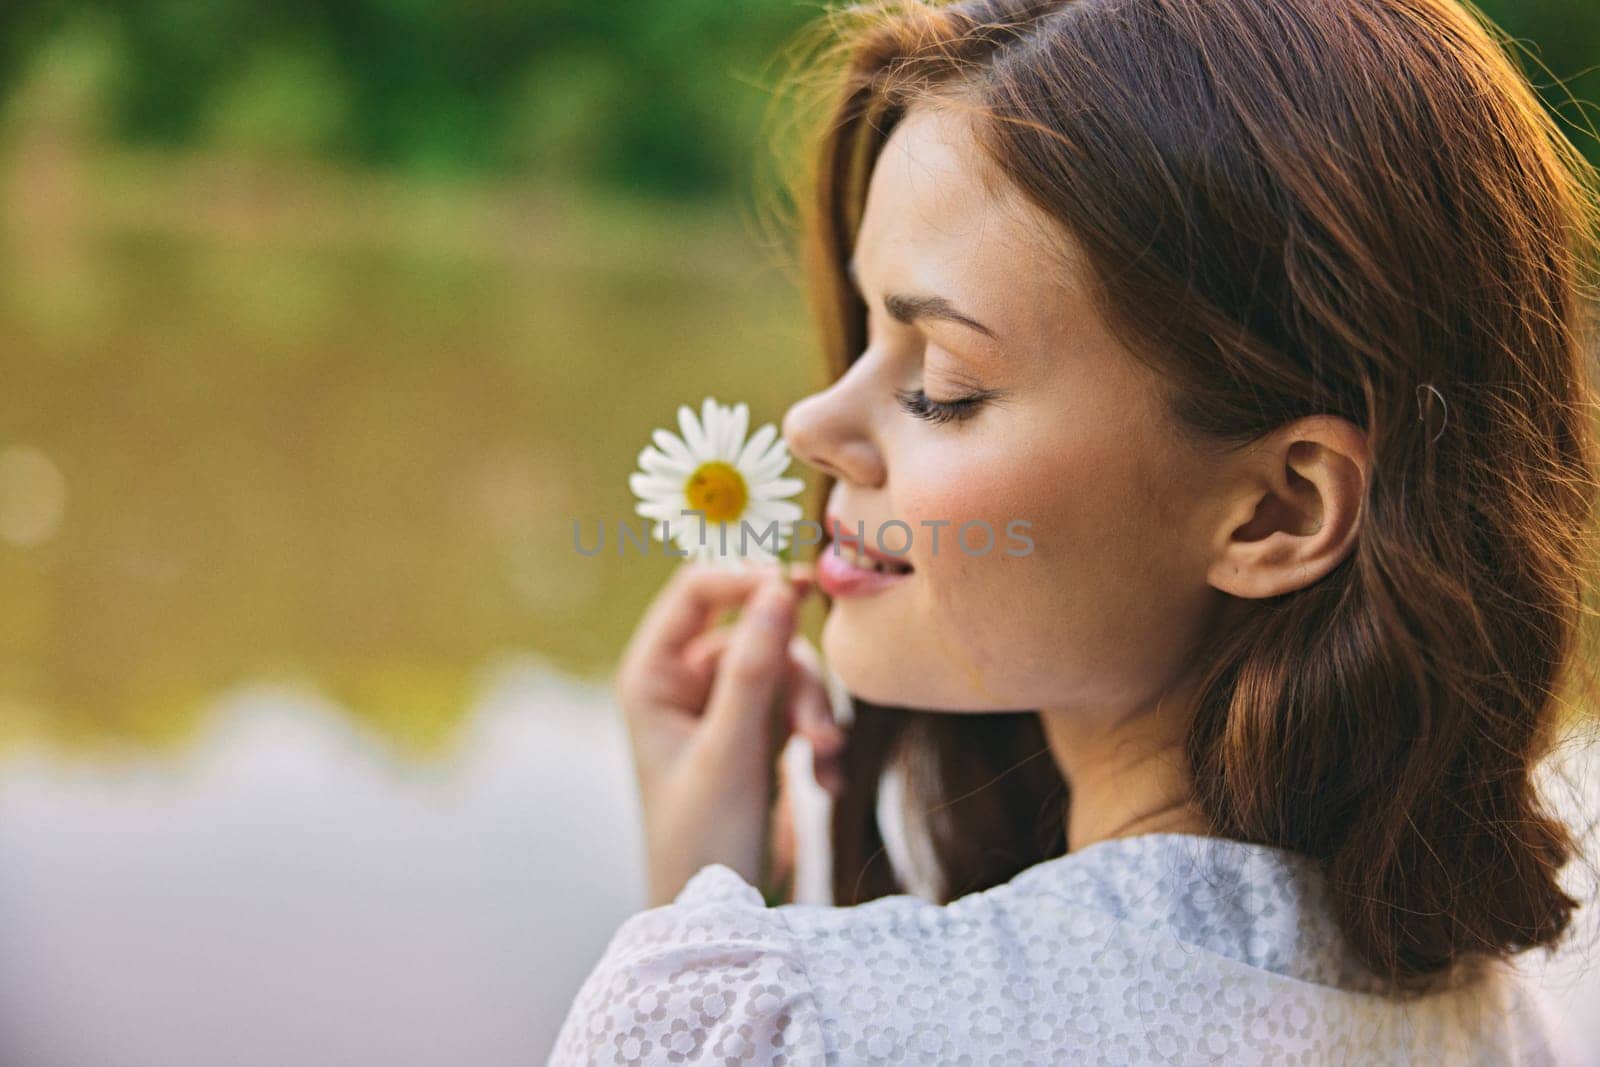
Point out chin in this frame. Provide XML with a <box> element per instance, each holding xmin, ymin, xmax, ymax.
<box><xmin>820</xmin><ymin>606</ymin><xmax>1036</xmax><ymax>713</ymax></box>
<box><xmin>818</xmin><ymin>610</ymin><xmax>961</xmax><ymax>710</ymax></box>
<box><xmin>819</xmin><ymin>609</ymin><xmax>909</xmax><ymax>707</ymax></box>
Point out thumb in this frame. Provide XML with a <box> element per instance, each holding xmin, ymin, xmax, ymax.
<box><xmin>700</xmin><ymin>573</ymin><xmax>799</xmax><ymax>761</ymax></box>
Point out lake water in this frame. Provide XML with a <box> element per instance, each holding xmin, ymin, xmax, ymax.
<box><xmin>0</xmin><ymin>137</ymin><xmax>822</xmax><ymax>757</ymax></box>
<box><xmin>0</xmin><ymin>658</ymin><xmax>646</xmax><ymax>1064</ymax></box>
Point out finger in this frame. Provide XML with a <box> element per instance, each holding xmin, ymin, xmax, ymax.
<box><xmin>786</xmin><ymin>636</ymin><xmax>847</xmax><ymax>758</ymax></box>
<box><xmin>627</xmin><ymin>562</ymin><xmax>769</xmax><ymax>670</ymax></box>
<box><xmin>626</xmin><ymin>560</ymin><xmax>812</xmax><ymax>675</ymax></box>
<box><xmin>701</xmin><ymin>572</ymin><xmax>800</xmax><ymax>754</ymax></box>
<box><xmin>811</xmin><ymin>753</ymin><xmax>845</xmax><ymax>799</ymax></box>
<box><xmin>786</xmin><ymin>635</ymin><xmax>846</xmax><ymax>797</ymax></box>
<box><xmin>768</xmin><ymin>756</ymin><xmax>798</xmax><ymax>887</ymax></box>
<box><xmin>683</xmin><ymin>623</ymin><xmax>736</xmax><ymax>674</ymax></box>
<box><xmin>786</xmin><ymin>711</ymin><xmax>845</xmax><ymax>798</ymax></box>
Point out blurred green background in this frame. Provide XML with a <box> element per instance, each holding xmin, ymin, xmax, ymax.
<box><xmin>0</xmin><ymin>0</ymin><xmax>1596</xmax><ymax>758</ymax></box>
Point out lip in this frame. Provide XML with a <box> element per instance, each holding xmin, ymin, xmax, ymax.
<box><xmin>822</xmin><ymin>512</ymin><xmax>916</xmax><ymax>570</ymax></box>
<box><xmin>817</xmin><ymin>511</ymin><xmax>914</xmax><ymax>599</ymax></box>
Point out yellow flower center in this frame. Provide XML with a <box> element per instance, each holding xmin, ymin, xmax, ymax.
<box><xmin>685</xmin><ymin>461</ymin><xmax>748</xmax><ymax>524</ymax></box>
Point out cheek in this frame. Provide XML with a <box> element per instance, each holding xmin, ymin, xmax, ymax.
<box><xmin>897</xmin><ymin>425</ymin><xmax>1105</xmax><ymax>584</ymax></box>
<box><xmin>893</xmin><ymin>416</ymin><xmax>1205</xmax><ymax>706</ymax></box>
<box><xmin>892</xmin><ymin>445</ymin><xmax>1077</xmax><ymax>695</ymax></box>
<box><xmin>894</xmin><ymin>466</ymin><xmax>1019</xmax><ymax>578</ymax></box>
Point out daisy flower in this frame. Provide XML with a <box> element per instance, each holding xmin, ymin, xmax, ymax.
<box><xmin>630</xmin><ymin>397</ymin><xmax>806</xmax><ymax>570</ymax></box>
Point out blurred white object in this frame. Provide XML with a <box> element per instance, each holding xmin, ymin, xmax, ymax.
<box><xmin>0</xmin><ymin>655</ymin><xmax>647</xmax><ymax>1067</ymax></box>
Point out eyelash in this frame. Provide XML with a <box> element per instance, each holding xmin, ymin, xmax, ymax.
<box><xmin>894</xmin><ymin>387</ymin><xmax>994</xmax><ymax>425</ymax></box>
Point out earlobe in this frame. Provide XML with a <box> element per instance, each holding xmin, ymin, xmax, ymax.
<box><xmin>1205</xmin><ymin>416</ymin><xmax>1369</xmax><ymax>600</ymax></box>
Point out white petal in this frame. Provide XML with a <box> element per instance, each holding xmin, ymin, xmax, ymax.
<box><xmin>753</xmin><ymin>499</ymin><xmax>803</xmax><ymax>523</ymax></box>
<box><xmin>638</xmin><ymin>443</ymin><xmax>690</xmax><ymax>480</ymax></box>
<box><xmin>634</xmin><ymin>499</ymin><xmax>682</xmax><ymax>522</ymax></box>
<box><xmin>649</xmin><ymin>431</ymin><xmax>695</xmax><ymax>471</ymax></box>
<box><xmin>700</xmin><ymin>397</ymin><xmax>730</xmax><ymax>460</ymax></box>
<box><xmin>635</xmin><ymin>499</ymin><xmax>684</xmax><ymax>521</ymax></box>
<box><xmin>749</xmin><ymin>445</ymin><xmax>793</xmax><ymax>482</ymax></box>
<box><xmin>701</xmin><ymin>397</ymin><xmax>722</xmax><ymax>456</ymax></box>
<box><xmin>705</xmin><ymin>522</ymin><xmax>741</xmax><ymax>556</ymax></box>
<box><xmin>630</xmin><ymin>471</ymin><xmax>685</xmax><ymax>499</ymax></box>
<box><xmin>678</xmin><ymin>404</ymin><xmax>710</xmax><ymax>459</ymax></box>
<box><xmin>753</xmin><ymin>476</ymin><xmax>805</xmax><ymax>499</ymax></box>
<box><xmin>723</xmin><ymin>403</ymin><xmax>749</xmax><ymax>462</ymax></box>
<box><xmin>674</xmin><ymin>512</ymin><xmax>708</xmax><ymax>537</ymax></box>
<box><xmin>749</xmin><ymin>430</ymin><xmax>791</xmax><ymax>468</ymax></box>
<box><xmin>737</xmin><ymin>424</ymin><xmax>778</xmax><ymax>470</ymax></box>
<box><xmin>736</xmin><ymin>511</ymin><xmax>787</xmax><ymax>550</ymax></box>
<box><xmin>738</xmin><ymin>498</ymin><xmax>778</xmax><ymax>524</ymax></box>
<box><xmin>717</xmin><ymin>399</ymin><xmax>740</xmax><ymax>460</ymax></box>
<box><xmin>658</xmin><ymin>518</ymin><xmax>694</xmax><ymax>545</ymax></box>
<box><xmin>752</xmin><ymin>424</ymin><xmax>789</xmax><ymax>461</ymax></box>
<box><xmin>733</xmin><ymin>508</ymin><xmax>784</xmax><ymax>544</ymax></box>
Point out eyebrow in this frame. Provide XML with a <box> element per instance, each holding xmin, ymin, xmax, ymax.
<box><xmin>847</xmin><ymin>256</ymin><xmax>999</xmax><ymax>342</ymax></box>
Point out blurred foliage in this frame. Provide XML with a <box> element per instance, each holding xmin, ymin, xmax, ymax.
<box><xmin>1482</xmin><ymin>0</ymin><xmax>1600</xmax><ymax>158</ymax></box>
<box><xmin>0</xmin><ymin>0</ymin><xmax>826</xmax><ymax>199</ymax></box>
<box><xmin>0</xmin><ymin>0</ymin><xmax>1592</xmax><ymax>200</ymax></box>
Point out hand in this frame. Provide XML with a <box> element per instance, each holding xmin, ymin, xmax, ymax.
<box><xmin>766</xmin><ymin>674</ymin><xmax>848</xmax><ymax>902</ymax></box>
<box><xmin>688</xmin><ymin>625</ymin><xmax>849</xmax><ymax>907</ymax></box>
<box><xmin>614</xmin><ymin>560</ymin><xmax>846</xmax><ymax>906</ymax></box>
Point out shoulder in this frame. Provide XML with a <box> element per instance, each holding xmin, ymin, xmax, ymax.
<box><xmin>550</xmin><ymin>840</ymin><xmax>1328</xmax><ymax>1061</ymax></box>
<box><xmin>547</xmin><ymin>860</ymin><xmax>1025</xmax><ymax>1065</ymax></box>
<box><xmin>552</xmin><ymin>839</ymin><xmax>1591</xmax><ymax>1065</ymax></box>
<box><xmin>547</xmin><ymin>865</ymin><xmax>830</xmax><ymax>1066</ymax></box>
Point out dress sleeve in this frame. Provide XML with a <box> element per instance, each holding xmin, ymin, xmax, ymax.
<box><xmin>547</xmin><ymin>864</ymin><xmax>831</xmax><ymax>1066</ymax></box>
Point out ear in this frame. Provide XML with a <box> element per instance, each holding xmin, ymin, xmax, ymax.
<box><xmin>1205</xmin><ymin>415</ymin><xmax>1370</xmax><ymax>599</ymax></box>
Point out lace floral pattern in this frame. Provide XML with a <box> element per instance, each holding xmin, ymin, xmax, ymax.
<box><xmin>549</xmin><ymin>833</ymin><xmax>1570</xmax><ymax>1065</ymax></box>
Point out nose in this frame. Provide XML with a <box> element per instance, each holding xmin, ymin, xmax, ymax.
<box><xmin>781</xmin><ymin>376</ymin><xmax>886</xmax><ymax>487</ymax></box>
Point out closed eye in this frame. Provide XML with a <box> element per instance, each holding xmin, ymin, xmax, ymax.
<box><xmin>894</xmin><ymin>387</ymin><xmax>998</xmax><ymax>425</ymax></box>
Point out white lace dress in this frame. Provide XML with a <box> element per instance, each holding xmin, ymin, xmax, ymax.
<box><xmin>548</xmin><ymin>829</ymin><xmax>1578</xmax><ymax>1065</ymax></box>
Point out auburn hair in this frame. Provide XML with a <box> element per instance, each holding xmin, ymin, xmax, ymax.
<box><xmin>760</xmin><ymin>0</ymin><xmax>1600</xmax><ymax>992</ymax></box>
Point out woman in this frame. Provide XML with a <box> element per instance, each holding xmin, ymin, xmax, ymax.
<box><xmin>552</xmin><ymin>0</ymin><xmax>1599</xmax><ymax>1061</ymax></box>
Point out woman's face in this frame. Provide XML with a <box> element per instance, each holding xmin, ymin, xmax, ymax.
<box><xmin>781</xmin><ymin>103</ymin><xmax>1233</xmax><ymax>715</ymax></box>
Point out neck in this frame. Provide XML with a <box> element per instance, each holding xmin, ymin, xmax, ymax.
<box><xmin>1037</xmin><ymin>685</ymin><xmax>1210</xmax><ymax>853</ymax></box>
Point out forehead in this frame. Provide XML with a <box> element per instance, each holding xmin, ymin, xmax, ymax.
<box><xmin>855</xmin><ymin>105</ymin><xmax>1072</xmax><ymax>344</ymax></box>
